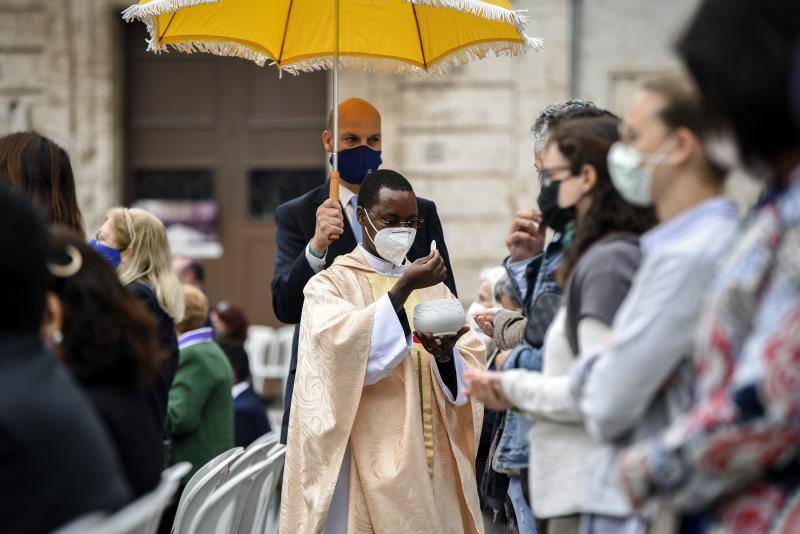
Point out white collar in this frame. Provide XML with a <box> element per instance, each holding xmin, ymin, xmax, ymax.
<box><xmin>339</xmin><ymin>184</ymin><xmax>357</xmax><ymax>207</ymax></box>
<box><xmin>358</xmin><ymin>245</ymin><xmax>406</xmax><ymax>277</ymax></box>
<box><xmin>177</xmin><ymin>326</ymin><xmax>215</xmax><ymax>350</ymax></box>
<box><xmin>231</xmin><ymin>381</ymin><xmax>249</xmax><ymax>399</ymax></box>
<box><xmin>641</xmin><ymin>196</ymin><xmax>739</xmax><ymax>255</ymax></box>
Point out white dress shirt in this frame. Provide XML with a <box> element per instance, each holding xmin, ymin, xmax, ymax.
<box><xmin>231</xmin><ymin>381</ymin><xmax>249</xmax><ymax>401</ymax></box>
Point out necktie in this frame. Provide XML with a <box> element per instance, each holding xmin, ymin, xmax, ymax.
<box><xmin>348</xmin><ymin>196</ymin><xmax>362</xmax><ymax>243</ymax></box>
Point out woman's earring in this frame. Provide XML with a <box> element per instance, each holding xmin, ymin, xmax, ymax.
<box><xmin>50</xmin><ymin>329</ymin><xmax>63</xmax><ymax>345</ymax></box>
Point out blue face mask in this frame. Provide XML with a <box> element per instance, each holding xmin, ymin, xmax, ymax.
<box><xmin>89</xmin><ymin>239</ymin><xmax>121</xmax><ymax>269</ymax></box>
<box><xmin>330</xmin><ymin>145</ymin><xmax>382</xmax><ymax>185</ymax></box>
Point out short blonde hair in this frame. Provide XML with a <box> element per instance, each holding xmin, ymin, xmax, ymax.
<box><xmin>107</xmin><ymin>207</ymin><xmax>185</xmax><ymax>322</ymax></box>
<box><xmin>179</xmin><ymin>284</ymin><xmax>209</xmax><ymax>333</ymax></box>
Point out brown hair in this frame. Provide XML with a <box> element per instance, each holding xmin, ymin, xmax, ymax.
<box><xmin>0</xmin><ymin>132</ymin><xmax>84</xmax><ymax>235</ymax></box>
<box><xmin>213</xmin><ymin>301</ymin><xmax>250</xmax><ymax>344</ymax></box>
<box><xmin>48</xmin><ymin>227</ymin><xmax>164</xmax><ymax>387</ymax></box>
<box><xmin>640</xmin><ymin>76</ymin><xmax>725</xmax><ymax>180</ymax></box>
<box><xmin>179</xmin><ymin>284</ymin><xmax>209</xmax><ymax>333</ymax></box>
<box><xmin>549</xmin><ymin>117</ymin><xmax>657</xmax><ymax>286</ymax></box>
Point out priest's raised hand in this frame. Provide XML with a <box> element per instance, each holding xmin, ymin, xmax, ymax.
<box><xmin>390</xmin><ymin>250</ymin><xmax>447</xmax><ymax>304</ymax></box>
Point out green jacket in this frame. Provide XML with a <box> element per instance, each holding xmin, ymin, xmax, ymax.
<box><xmin>168</xmin><ymin>337</ymin><xmax>234</xmax><ymax>481</ymax></box>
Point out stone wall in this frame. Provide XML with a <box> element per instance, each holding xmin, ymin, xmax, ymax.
<box><xmin>574</xmin><ymin>0</ymin><xmax>761</xmax><ymax>217</ymax></box>
<box><xmin>0</xmin><ymin>0</ymin><xmax>129</xmax><ymax>233</ymax></box>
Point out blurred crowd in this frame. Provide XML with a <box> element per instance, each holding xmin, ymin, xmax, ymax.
<box><xmin>462</xmin><ymin>2</ymin><xmax>800</xmax><ymax>532</ymax></box>
<box><xmin>0</xmin><ymin>138</ymin><xmax>270</xmax><ymax>531</ymax></box>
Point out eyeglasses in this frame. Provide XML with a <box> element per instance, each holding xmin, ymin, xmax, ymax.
<box><xmin>363</xmin><ymin>208</ymin><xmax>423</xmax><ymax>229</ymax></box>
<box><xmin>538</xmin><ymin>165</ymin><xmax>576</xmax><ymax>187</ymax></box>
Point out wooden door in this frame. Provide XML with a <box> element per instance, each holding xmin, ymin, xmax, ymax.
<box><xmin>124</xmin><ymin>22</ymin><xmax>327</xmax><ymax>326</ymax></box>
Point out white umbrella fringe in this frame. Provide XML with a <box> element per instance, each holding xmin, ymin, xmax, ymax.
<box><xmin>134</xmin><ymin>37</ymin><xmax>541</xmax><ymax>77</ymax></box>
<box><xmin>122</xmin><ymin>0</ymin><xmax>542</xmax><ymax>76</ymax></box>
<box><xmin>122</xmin><ymin>0</ymin><xmax>530</xmax><ymax>30</ymax></box>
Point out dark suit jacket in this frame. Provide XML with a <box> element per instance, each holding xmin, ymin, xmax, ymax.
<box><xmin>83</xmin><ymin>382</ymin><xmax>164</xmax><ymax>498</ymax></box>
<box><xmin>271</xmin><ymin>181</ymin><xmax>458</xmax><ymax>443</ymax></box>
<box><xmin>0</xmin><ymin>335</ymin><xmax>131</xmax><ymax>533</ymax></box>
<box><xmin>233</xmin><ymin>386</ymin><xmax>271</xmax><ymax>448</ymax></box>
<box><xmin>129</xmin><ymin>281</ymin><xmax>180</xmax><ymax>436</ymax></box>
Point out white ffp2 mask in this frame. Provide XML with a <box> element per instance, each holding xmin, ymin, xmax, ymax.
<box><xmin>363</xmin><ymin>210</ymin><xmax>416</xmax><ymax>266</ymax></box>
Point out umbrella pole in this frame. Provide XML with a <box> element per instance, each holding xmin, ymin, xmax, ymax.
<box><xmin>329</xmin><ymin>0</ymin><xmax>340</xmax><ymax>206</ymax></box>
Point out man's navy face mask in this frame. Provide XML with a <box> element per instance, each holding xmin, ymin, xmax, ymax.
<box><xmin>89</xmin><ymin>239</ymin><xmax>121</xmax><ymax>268</ymax></box>
<box><xmin>330</xmin><ymin>145</ymin><xmax>382</xmax><ymax>185</ymax></box>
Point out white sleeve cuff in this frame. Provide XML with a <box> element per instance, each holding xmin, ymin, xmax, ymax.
<box><xmin>429</xmin><ymin>348</ymin><xmax>468</xmax><ymax>406</ymax></box>
<box><xmin>364</xmin><ymin>294</ymin><xmax>413</xmax><ymax>385</ymax></box>
<box><xmin>305</xmin><ymin>243</ymin><xmax>327</xmax><ymax>274</ymax></box>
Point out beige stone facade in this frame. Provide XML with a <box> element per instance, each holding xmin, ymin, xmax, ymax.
<box><xmin>1</xmin><ymin>0</ymin><xmax>131</xmax><ymax>233</ymax></box>
<box><xmin>0</xmin><ymin>0</ymin><xmax>757</xmax><ymax>305</ymax></box>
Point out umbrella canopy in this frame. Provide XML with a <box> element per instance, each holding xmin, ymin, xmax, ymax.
<box><xmin>122</xmin><ymin>0</ymin><xmax>541</xmax><ymax>76</ymax></box>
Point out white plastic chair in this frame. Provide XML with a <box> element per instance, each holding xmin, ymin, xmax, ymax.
<box><xmin>236</xmin><ymin>446</ymin><xmax>286</xmax><ymax>534</ymax></box>
<box><xmin>172</xmin><ymin>448</ymin><xmax>244</xmax><ymax>534</ymax></box>
<box><xmin>229</xmin><ymin>439</ymin><xmax>276</xmax><ymax>478</ymax></box>
<box><xmin>245</xmin><ymin>326</ymin><xmax>276</xmax><ymax>396</ymax></box>
<box><xmin>262</xmin><ymin>445</ymin><xmax>287</xmax><ymax>534</ymax></box>
<box><xmin>189</xmin><ymin>460</ymin><xmax>269</xmax><ymax>534</ymax></box>
<box><xmin>247</xmin><ymin>430</ymin><xmax>278</xmax><ymax>451</ymax></box>
<box><xmin>182</xmin><ymin>448</ymin><xmax>244</xmax><ymax>506</ymax></box>
<box><xmin>92</xmin><ymin>462</ymin><xmax>192</xmax><ymax>534</ymax></box>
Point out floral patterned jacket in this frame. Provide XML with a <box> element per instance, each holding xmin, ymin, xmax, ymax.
<box><xmin>631</xmin><ymin>171</ymin><xmax>800</xmax><ymax>533</ymax></box>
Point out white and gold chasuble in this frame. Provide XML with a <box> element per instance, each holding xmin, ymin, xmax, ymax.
<box><xmin>280</xmin><ymin>248</ymin><xmax>486</xmax><ymax>534</ymax></box>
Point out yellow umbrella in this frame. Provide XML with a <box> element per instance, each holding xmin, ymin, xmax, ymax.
<box><xmin>122</xmin><ymin>0</ymin><xmax>541</xmax><ymax>210</ymax></box>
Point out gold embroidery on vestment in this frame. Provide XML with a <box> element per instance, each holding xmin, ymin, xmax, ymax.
<box><xmin>366</xmin><ymin>273</ymin><xmax>435</xmax><ymax>479</ymax></box>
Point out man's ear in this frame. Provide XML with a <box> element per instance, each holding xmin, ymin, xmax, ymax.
<box><xmin>579</xmin><ymin>164</ymin><xmax>598</xmax><ymax>193</ymax></box>
<box><xmin>322</xmin><ymin>130</ymin><xmax>333</xmax><ymax>152</ymax></box>
<box><xmin>356</xmin><ymin>205</ymin><xmax>367</xmax><ymax>227</ymax></box>
<box><xmin>669</xmin><ymin>127</ymin><xmax>695</xmax><ymax>167</ymax></box>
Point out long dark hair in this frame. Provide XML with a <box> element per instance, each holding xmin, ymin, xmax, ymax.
<box><xmin>48</xmin><ymin>227</ymin><xmax>164</xmax><ymax>387</ymax></box>
<box><xmin>0</xmin><ymin>132</ymin><xmax>84</xmax><ymax>235</ymax></box>
<box><xmin>549</xmin><ymin>117</ymin><xmax>657</xmax><ymax>286</ymax></box>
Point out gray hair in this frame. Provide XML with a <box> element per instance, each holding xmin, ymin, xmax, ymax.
<box><xmin>530</xmin><ymin>99</ymin><xmax>608</xmax><ymax>156</ymax></box>
<box><xmin>493</xmin><ymin>275</ymin><xmax>521</xmax><ymax>309</ymax></box>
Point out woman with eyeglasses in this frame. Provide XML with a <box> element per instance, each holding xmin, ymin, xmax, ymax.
<box><xmin>94</xmin><ymin>207</ymin><xmax>185</xmax><ymax>435</ymax></box>
<box><xmin>465</xmin><ymin>116</ymin><xmax>656</xmax><ymax>534</ymax></box>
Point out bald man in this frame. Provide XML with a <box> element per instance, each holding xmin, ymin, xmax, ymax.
<box><xmin>271</xmin><ymin>98</ymin><xmax>457</xmax><ymax>443</ymax></box>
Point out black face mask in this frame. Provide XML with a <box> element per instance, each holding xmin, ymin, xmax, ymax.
<box><xmin>537</xmin><ymin>180</ymin><xmax>575</xmax><ymax>233</ymax></box>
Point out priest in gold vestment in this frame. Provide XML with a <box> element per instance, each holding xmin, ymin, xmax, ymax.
<box><xmin>280</xmin><ymin>170</ymin><xmax>486</xmax><ymax>534</ymax></box>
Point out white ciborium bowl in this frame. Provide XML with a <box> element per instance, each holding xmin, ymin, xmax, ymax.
<box><xmin>413</xmin><ymin>298</ymin><xmax>466</xmax><ymax>337</ymax></box>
